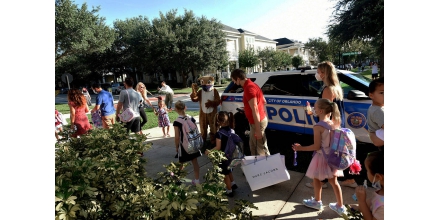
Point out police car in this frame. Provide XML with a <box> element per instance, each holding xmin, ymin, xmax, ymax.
<box><xmin>220</xmin><ymin>69</ymin><xmax>373</xmax><ymax>143</ymax></box>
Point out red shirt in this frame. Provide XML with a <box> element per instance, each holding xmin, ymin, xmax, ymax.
<box><xmin>243</xmin><ymin>79</ymin><xmax>266</xmax><ymax>124</ymax></box>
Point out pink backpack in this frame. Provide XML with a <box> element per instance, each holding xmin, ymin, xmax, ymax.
<box><xmin>316</xmin><ymin>121</ymin><xmax>359</xmax><ymax>172</ymax></box>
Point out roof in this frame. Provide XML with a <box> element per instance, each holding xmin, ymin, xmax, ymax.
<box><xmin>273</xmin><ymin>37</ymin><xmax>303</xmax><ymax>46</ymax></box>
<box><xmin>221</xmin><ymin>24</ymin><xmax>240</xmax><ymax>34</ymax></box>
<box><xmin>221</xmin><ymin>25</ymin><xmax>276</xmax><ymax>42</ymax></box>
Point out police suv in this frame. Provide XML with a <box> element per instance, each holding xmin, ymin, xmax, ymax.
<box><xmin>220</xmin><ymin>69</ymin><xmax>372</xmax><ymax>143</ymax></box>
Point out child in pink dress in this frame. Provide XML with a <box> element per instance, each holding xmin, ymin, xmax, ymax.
<box><xmin>292</xmin><ymin>98</ymin><xmax>346</xmax><ymax>216</ymax></box>
<box><xmin>154</xmin><ymin>100</ymin><xmax>171</xmax><ymax>137</ymax></box>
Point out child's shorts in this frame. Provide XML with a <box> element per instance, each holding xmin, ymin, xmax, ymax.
<box><xmin>55</xmin><ymin>124</ymin><xmax>62</xmax><ymax>132</ymax></box>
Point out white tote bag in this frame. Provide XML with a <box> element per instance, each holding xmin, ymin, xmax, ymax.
<box><xmin>240</xmin><ymin>153</ymin><xmax>290</xmax><ymax>191</ymax></box>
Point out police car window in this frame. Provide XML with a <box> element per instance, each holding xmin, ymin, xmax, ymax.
<box><xmin>304</xmin><ymin>74</ymin><xmax>324</xmax><ymax>97</ymax></box>
<box><xmin>223</xmin><ymin>78</ymin><xmax>256</xmax><ymax>93</ymax></box>
<box><xmin>339</xmin><ymin>81</ymin><xmax>355</xmax><ymax>98</ymax></box>
<box><xmin>261</xmin><ymin>75</ymin><xmax>303</xmax><ymax>96</ymax></box>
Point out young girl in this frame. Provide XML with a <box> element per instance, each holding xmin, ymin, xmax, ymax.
<box><xmin>173</xmin><ymin>100</ymin><xmax>201</xmax><ymax>185</ymax></box>
<box><xmin>354</xmin><ymin>151</ymin><xmax>384</xmax><ymax>220</ymax></box>
<box><xmin>68</xmin><ymin>89</ymin><xmax>92</xmax><ymax>138</ymax></box>
<box><xmin>292</xmin><ymin>98</ymin><xmax>346</xmax><ymax>216</ymax></box>
<box><xmin>55</xmin><ymin>109</ymin><xmax>63</xmax><ymax>141</ymax></box>
<box><xmin>154</xmin><ymin>100</ymin><xmax>171</xmax><ymax>137</ymax></box>
<box><xmin>205</xmin><ymin>111</ymin><xmax>239</xmax><ymax>197</ymax></box>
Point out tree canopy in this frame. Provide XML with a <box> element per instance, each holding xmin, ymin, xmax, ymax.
<box><xmin>238</xmin><ymin>47</ymin><xmax>259</xmax><ymax>73</ymax></box>
<box><xmin>327</xmin><ymin>0</ymin><xmax>384</xmax><ymax>75</ymax></box>
<box><xmin>55</xmin><ymin>0</ymin><xmax>116</xmax><ymax>64</ymax></box>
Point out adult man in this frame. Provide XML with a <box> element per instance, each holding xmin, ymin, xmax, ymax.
<box><xmin>157</xmin><ymin>81</ymin><xmax>174</xmax><ymax>109</ymax></box>
<box><xmin>91</xmin><ymin>83</ymin><xmax>116</xmax><ymax>129</ymax></box>
<box><xmin>116</xmin><ymin>77</ymin><xmax>143</xmax><ymax>134</ymax></box>
<box><xmin>230</xmin><ymin>69</ymin><xmax>270</xmax><ymax>156</ymax></box>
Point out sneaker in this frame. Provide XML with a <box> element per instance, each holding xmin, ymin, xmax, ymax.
<box><xmin>305</xmin><ymin>182</ymin><xmax>328</xmax><ymax>189</ymax></box>
<box><xmin>192</xmin><ymin>179</ymin><xmax>200</xmax><ymax>185</ymax></box>
<box><xmin>339</xmin><ymin>180</ymin><xmax>358</xmax><ymax>188</ymax></box>
<box><xmin>231</xmin><ymin>184</ymin><xmax>238</xmax><ymax>190</ymax></box>
<box><xmin>226</xmin><ymin>190</ymin><xmax>234</xmax><ymax>197</ymax></box>
<box><xmin>329</xmin><ymin>203</ymin><xmax>347</xmax><ymax>216</ymax></box>
<box><xmin>302</xmin><ymin>197</ymin><xmax>323</xmax><ymax>210</ymax></box>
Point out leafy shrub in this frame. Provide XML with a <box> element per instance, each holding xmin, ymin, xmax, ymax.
<box><xmin>55</xmin><ymin>124</ymin><xmax>257</xmax><ymax>219</ymax></box>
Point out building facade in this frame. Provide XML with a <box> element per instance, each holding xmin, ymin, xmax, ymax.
<box><xmin>274</xmin><ymin>38</ymin><xmax>317</xmax><ymax>67</ymax></box>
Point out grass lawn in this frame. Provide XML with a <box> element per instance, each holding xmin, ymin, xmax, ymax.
<box><xmin>55</xmin><ymin>104</ymin><xmax>199</xmax><ymax>130</ymax></box>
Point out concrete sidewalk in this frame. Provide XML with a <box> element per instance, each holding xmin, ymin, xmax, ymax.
<box><xmin>139</xmin><ymin>116</ymin><xmax>369</xmax><ymax>220</ymax></box>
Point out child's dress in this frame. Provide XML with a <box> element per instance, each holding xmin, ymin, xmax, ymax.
<box><xmin>305</xmin><ymin>123</ymin><xmax>344</xmax><ymax>181</ymax></box>
<box><xmin>68</xmin><ymin>101</ymin><xmax>92</xmax><ymax>137</ymax></box>
<box><xmin>157</xmin><ymin>107</ymin><xmax>170</xmax><ymax>127</ymax></box>
<box><xmin>55</xmin><ymin>110</ymin><xmax>62</xmax><ymax>131</ymax></box>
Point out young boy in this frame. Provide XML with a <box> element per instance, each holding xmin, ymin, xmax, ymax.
<box><xmin>367</xmin><ymin>77</ymin><xmax>384</xmax><ymax>150</ymax></box>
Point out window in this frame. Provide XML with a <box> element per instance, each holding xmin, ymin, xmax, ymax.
<box><xmin>261</xmin><ymin>75</ymin><xmax>303</xmax><ymax>96</ymax></box>
<box><xmin>303</xmin><ymin>74</ymin><xmax>324</xmax><ymax>97</ymax></box>
<box><xmin>223</xmin><ymin>78</ymin><xmax>256</xmax><ymax>93</ymax></box>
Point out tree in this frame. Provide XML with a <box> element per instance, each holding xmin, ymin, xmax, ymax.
<box><xmin>238</xmin><ymin>47</ymin><xmax>259</xmax><ymax>73</ymax></box>
<box><xmin>55</xmin><ymin>0</ymin><xmax>116</xmax><ymax>64</ymax></box>
<box><xmin>113</xmin><ymin>16</ymin><xmax>153</xmax><ymax>80</ymax></box>
<box><xmin>150</xmin><ymin>9</ymin><xmax>228</xmax><ymax>87</ymax></box>
<box><xmin>292</xmin><ymin>55</ymin><xmax>304</xmax><ymax>69</ymax></box>
<box><xmin>275</xmin><ymin>51</ymin><xmax>292</xmax><ymax>70</ymax></box>
<box><xmin>305</xmin><ymin>37</ymin><xmax>331</xmax><ymax>63</ymax></box>
<box><xmin>327</xmin><ymin>0</ymin><xmax>384</xmax><ymax>75</ymax></box>
<box><xmin>257</xmin><ymin>47</ymin><xmax>275</xmax><ymax>72</ymax></box>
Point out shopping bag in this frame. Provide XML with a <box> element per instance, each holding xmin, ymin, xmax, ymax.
<box><xmin>240</xmin><ymin>153</ymin><xmax>290</xmax><ymax>191</ymax></box>
<box><xmin>92</xmin><ymin>111</ymin><xmax>103</xmax><ymax>128</ymax></box>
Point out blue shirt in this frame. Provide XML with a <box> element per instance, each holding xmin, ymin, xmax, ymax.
<box><xmin>96</xmin><ymin>90</ymin><xmax>115</xmax><ymax>116</ymax></box>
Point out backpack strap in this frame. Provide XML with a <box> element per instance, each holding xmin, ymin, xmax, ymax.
<box><xmin>314</xmin><ymin>121</ymin><xmax>334</xmax><ymax>160</ymax></box>
<box><xmin>218</xmin><ymin>128</ymin><xmax>231</xmax><ymax>138</ymax></box>
<box><xmin>315</xmin><ymin>121</ymin><xmax>332</xmax><ymax>130</ymax></box>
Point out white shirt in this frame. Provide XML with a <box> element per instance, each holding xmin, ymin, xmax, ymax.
<box><xmin>159</xmin><ymin>85</ymin><xmax>173</xmax><ymax>94</ymax></box>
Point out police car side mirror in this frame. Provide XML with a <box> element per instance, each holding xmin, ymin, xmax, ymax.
<box><xmin>347</xmin><ymin>90</ymin><xmax>369</xmax><ymax>100</ymax></box>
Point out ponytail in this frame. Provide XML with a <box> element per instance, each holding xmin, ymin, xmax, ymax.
<box><xmin>228</xmin><ymin>112</ymin><xmax>235</xmax><ymax>129</ymax></box>
<box><xmin>330</xmin><ymin>102</ymin><xmax>341</xmax><ymax>127</ymax></box>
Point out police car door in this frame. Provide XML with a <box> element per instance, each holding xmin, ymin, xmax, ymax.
<box><xmin>301</xmin><ymin>72</ymin><xmax>325</xmax><ymax>135</ymax></box>
<box><xmin>337</xmin><ymin>72</ymin><xmax>372</xmax><ymax>143</ymax></box>
<box><xmin>262</xmin><ymin>74</ymin><xmax>307</xmax><ymax>134</ymax></box>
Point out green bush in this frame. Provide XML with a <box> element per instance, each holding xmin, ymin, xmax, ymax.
<box><xmin>55</xmin><ymin>124</ymin><xmax>257</xmax><ymax>219</ymax></box>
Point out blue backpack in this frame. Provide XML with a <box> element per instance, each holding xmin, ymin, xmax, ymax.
<box><xmin>218</xmin><ymin>128</ymin><xmax>244</xmax><ymax>161</ymax></box>
<box><xmin>316</xmin><ymin>121</ymin><xmax>357</xmax><ymax>171</ymax></box>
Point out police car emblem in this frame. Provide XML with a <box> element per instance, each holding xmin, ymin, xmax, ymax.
<box><xmin>347</xmin><ymin>112</ymin><xmax>366</xmax><ymax>129</ymax></box>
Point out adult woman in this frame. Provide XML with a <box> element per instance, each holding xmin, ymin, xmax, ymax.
<box><xmin>135</xmin><ymin>82</ymin><xmax>153</xmax><ymax>135</ymax></box>
<box><xmin>68</xmin><ymin>89</ymin><xmax>92</xmax><ymax>137</ymax></box>
<box><xmin>306</xmin><ymin>61</ymin><xmax>356</xmax><ymax>188</ymax></box>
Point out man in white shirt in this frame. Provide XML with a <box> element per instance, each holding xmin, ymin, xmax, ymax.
<box><xmin>157</xmin><ymin>81</ymin><xmax>174</xmax><ymax>109</ymax></box>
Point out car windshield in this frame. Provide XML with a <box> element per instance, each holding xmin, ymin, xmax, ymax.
<box><xmin>344</xmin><ymin>73</ymin><xmax>371</xmax><ymax>86</ymax></box>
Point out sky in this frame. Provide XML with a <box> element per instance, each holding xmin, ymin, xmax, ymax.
<box><xmin>82</xmin><ymin>0</ymin><xmax>336</xmax><ymax>43</ymax></box>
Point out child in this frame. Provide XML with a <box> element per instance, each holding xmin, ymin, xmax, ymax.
<box><xmin>154</xmin><ymin>100</ymin><xmax>171</xmax><ymax>137</ymax></box>
<box><xmin>292</xmin><ymin>98</ymin><xmax>346</xmax><ymax>216</ymax></box>
<box><xmin>205</xmin><ymin>111</ymin><xmax>239</xmax><ymax>197</ymax></box>
<box><xmin>55</xmin><ymin>109</ymin><xmax>63</xmax><ymax>141</ymax></box>
<box><xmin>367</xmin><ymin>77</ymin><xmax>384</xmax><ymax>150</ymax></box>
<box><xmin>354</xmin><ymin>151</ymin><xmax>384</xmax><ymax>220</ymax></box>
<box><xmin>173</xmin><ymin>100</ymin><xmax>201</xmax><ymax>185</ymax></box>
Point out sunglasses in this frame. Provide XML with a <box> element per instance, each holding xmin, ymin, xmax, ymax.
<box><xmin>140</xmin><ymin>86</ymin><xmax>145</xmax><ymax>89</ymax></box>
